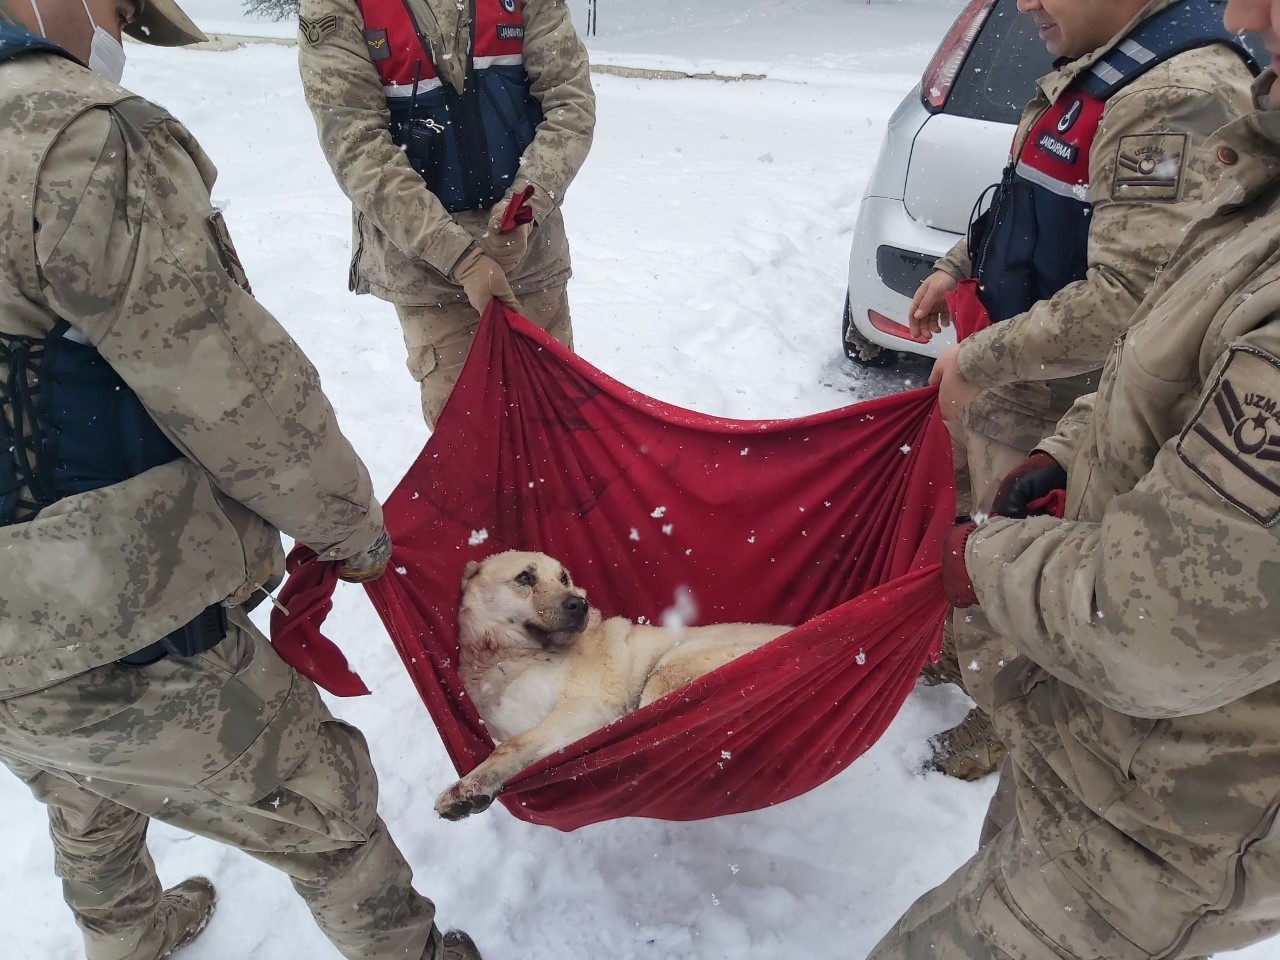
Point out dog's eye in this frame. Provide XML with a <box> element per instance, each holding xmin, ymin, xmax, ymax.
<box><xmin>559</xmin><ymin>571</ymin><xmax>570</xmax><ymax>586</ymax></box>
<box><xmin>514</xmin><ymin>570</ymin><xmax>536</xmax><ymax>588</ymax></box>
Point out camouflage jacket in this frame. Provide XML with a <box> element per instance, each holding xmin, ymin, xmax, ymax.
<box><xmin>936</xmin><ymin>0</ymin><xmax>1254</xmax><ymax>450</ymax></box>
<box><xmin>0</xmin><ymin>49</ymin><xmax>383</xmax><ymax>696</ymax></box>
<box><xmin>965</xmin><ymin>77</ymin><xmax>1280</xmax><ymax>956</ymax></box>
<box><xmin>297</xmin><ymin>0</ymin><xmax>596</xmax><ymax>306</ymax></box>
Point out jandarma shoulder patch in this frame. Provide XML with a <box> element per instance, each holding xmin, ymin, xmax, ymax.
<box><xmin>1178</xmin><ymin>345</ymin><xmax>1280</xmax><ymax>525</ymax></box>
<box><xmin>1113</xmin><ymin>133</ymin><xmax>1187</xmax><ymax>201</ymax></box>
<box><xmin>299</xmin><ymin>14</ymin><xmax>338</xmax><ymax>45</ymax></box>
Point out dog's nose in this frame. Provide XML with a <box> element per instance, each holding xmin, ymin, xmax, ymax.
<box><xmin>562</xmin><ymin>596</ymin><xmax>586</xmax><ymax>616</ymax></box>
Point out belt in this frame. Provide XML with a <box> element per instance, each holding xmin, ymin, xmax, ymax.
<box><xmin>118</xmin><ymin>604</ymin><xmax>229</xmax><ymax>667</ymax></box>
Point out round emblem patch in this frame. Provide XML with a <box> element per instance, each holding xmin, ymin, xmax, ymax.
<box><xmin>501</xmin><ymin>0</ymin><xmax>517</xmax><ymax>12</ymax></box>
<box><xmin>1056</xmin><ymin>99</ymin><xmax>1083</xmax><ymax>135</ymax></box>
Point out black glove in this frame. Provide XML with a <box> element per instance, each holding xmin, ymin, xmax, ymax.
<box><xmin>990</xmin><ymin>451</ymin><xmax>1066</xmax><ymax>519</ymax></box>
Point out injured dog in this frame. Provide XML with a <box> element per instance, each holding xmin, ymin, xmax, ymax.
<box><xmin>435</xmin><ymin>549</ymin><xmax>791</xmax><ymax>820</ymax></box>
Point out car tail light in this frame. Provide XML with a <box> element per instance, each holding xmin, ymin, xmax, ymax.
<box><xmin>921</xmin><ymin>0</ymin><xmax>997</xmax><ymax>112</ymax></box>
<box><xmin>868</xmin><ymin>310</ymin><xmax>930</xmax><ymax>344</ymax></box>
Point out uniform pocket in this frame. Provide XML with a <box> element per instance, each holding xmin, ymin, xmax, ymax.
<box><xmin>0</xmin><ymin>662</ymin><xmax>150</xmax><ymax>737</ymax></box>
<box><xmin>1066</xmin><ymin>700</ymin><xmax>1159</xmax><ymax>784</ymax></box>
<box><xmin>979</xmin><ymin>855</ymin><xmax>1149</xmax><ymax>960</ymax></box>
<box><xmin>405</xmin><ymin>342</ymin><xmax>441</xmax><ymax>385</ymax></box>
<box><xmin>239</xmin><ymin>719</ymin><xmax>378</xmax><ymax>851</ymax></box>
<box><xmin>974</xmin><ymin>872</ymin><xmax>1076</xmax><ymax>960</ymax></box>
<box><xmin>195</xmin><ymin>629</ymin><xmax>323</xmax><ymax>806</ymax></box>
<box><xmin>990</xmin><ymin>660</ymin><xmax>1049</xmax><ymax>714</ymax></box>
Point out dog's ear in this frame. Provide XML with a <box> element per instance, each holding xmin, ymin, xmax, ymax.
<box><xmin>461</xmin><ymin>561</ymin><xmax>481</xmax><ymax>590</ymax></box>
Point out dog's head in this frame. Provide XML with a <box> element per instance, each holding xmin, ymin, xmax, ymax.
<box><xmin>459</xmin><ymin>550</ymin><xmax>592</xmax><ymax>651</ymax></box>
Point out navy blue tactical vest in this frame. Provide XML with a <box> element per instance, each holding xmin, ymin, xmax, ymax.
<box><xmin>0</xmin><ymin>25</ymin><xmax>180</xmax><ymax>526</ymax></box>
<box><xmin>355</xmin><ymin>0</ymin><xmax>544</xmax><ymax>213</ymax></box>
<box><xmin>968</xmin><ymin>0</ymin><xmax>1256</xmax><ymax>324</ymax></box>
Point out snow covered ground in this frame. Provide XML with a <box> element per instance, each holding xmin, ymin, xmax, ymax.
<box><xmin>4</xmin><ymin>2</ymin><xmax>1276</xmax><ymax>958</ymax></box>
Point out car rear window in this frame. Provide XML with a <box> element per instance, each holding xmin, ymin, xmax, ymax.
<box><xmin>943</xmin><ymin>1</ymin><xmax>1053</xmax><ymax>124</ymax></box>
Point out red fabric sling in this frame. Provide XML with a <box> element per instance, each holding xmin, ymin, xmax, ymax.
<box><xmin>943</xmin><ymin>277</ymin><xmax>992</xmax><ymax>342</ymax></box>
<box><xmin>272</xmin><ymin>303</ymin><xmax>954</xmax><ymax>830</ymax></box>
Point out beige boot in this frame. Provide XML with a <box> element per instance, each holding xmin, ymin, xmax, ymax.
<box><xmin>442</xmin><ymin>930</ymin><xmax>484</xmax><ymax>960</ymax></box>
<box><xmin>152</xmin><ymin>876</ymin><xmax>216</xmax><ymax>957</ymax></box>
<box><xmin>927</xmin><ymin>707</ymin><xmax>1006</xmax><ymax>781</ymax></box>
<box><xmin>919</xmin><ymin>622</ymin><xmax>962</xmax><ymax>687</ymax></box>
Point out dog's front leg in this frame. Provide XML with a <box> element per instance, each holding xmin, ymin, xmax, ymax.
<box><xmin>435</xmin><ymin>698</ymin><xmax>620</xmax><ymax>820</ymax></box>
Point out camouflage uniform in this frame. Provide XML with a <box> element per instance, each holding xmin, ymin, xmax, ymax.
<box><xmin>870</xmin><ymin>73</ymin><xmax>1280</xmax><ymax>960</ymax></box>
<box><xmin>297</xmin><ymin>0</ymin><xmax>595</xmax><ymax>427</ymax></box>
<box><xmin>933</xmin><ymin>0</ymin><xmax>1254</xmax><ymax>722</ymax></box>
<box><xmin>0</xmin><ymin>41</ymin><xmax>443</xmax><ymax>960</ymax></box>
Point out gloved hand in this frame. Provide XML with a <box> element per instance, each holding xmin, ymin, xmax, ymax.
<box><xmin>990</xmin><ymin>451</ymin><xmax>1067</xmax><ymax>519</ymax></box>
<box><xmin>481</xmin><ymin>218</ymin><xmax>531</xmax><ymax>273</ymax></box>
<box><xmin>941</xmin><ymin>521</ymin><xmax>978</xmax><ymax>608</ymax></box>
<box><xmin>337</xmin><ymin>529</ymin><xmax>393</xmax><ymax>584</ymax></box>
<box><xmin>452</xmin><ymin>248</ymin><xmax>521</xmax><ymax>314</ymax></box>
<box><xmin>481</xmin><ymin>190</ymin><xmax>535</xmax><ymax>272</ymax></box>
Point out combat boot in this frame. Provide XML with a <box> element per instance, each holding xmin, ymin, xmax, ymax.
<box><xmin>919</xmin><ymin>622</ymin><xmax>962</xmax><ymax>687</ymax></box>
<box><xmin>152</xmin><ymin>876</ymin><xmax>216</xmax><ymax>957</ymax></box>
<box><xmin>441</xmin><ymin>929</ymin><xmax>484</xmax><ymax>960</ymax></box>
<box><xmin>927</xmin><ymin>707</ymin><xmax>1006</xmax><ymax>780</ymax></box>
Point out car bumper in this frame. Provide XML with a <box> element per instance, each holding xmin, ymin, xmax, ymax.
<box><xmin>846</xmin><ymin>195</ymin><xmax>961</xmax><ymax>359</ymax></box>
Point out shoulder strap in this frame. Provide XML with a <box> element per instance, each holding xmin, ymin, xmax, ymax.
<box><xmin>1077</xmin><ymin>0</ymin><xmax>1259</xmax><ymax>99</ymax></box>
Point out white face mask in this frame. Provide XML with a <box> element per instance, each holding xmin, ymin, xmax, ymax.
<box><xmin>79</xmin><ymin>0</ymin><xmax>127</xmax><ymax>83</ymax></box>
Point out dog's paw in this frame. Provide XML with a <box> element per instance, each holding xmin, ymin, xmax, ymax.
<box><xmin>435</xmin><ymin>780</ymin><xmax>496</xmax><ymax>821</ymax></box>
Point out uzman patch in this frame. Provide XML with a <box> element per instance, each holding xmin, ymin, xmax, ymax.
<box><xmin>363</xmin><ymin>28</ymin><xmax>391</xmax><ymax>60</ymax></box>
<box><xmin>1178</xmin><ymin>346</ymin><xmax>1280</xmax><ymax>525</ymax></box>
<box><xmin>1113</xmin><ymin>133</ymin><xmax>1186</xmax><ymax>201</ymax></box>
<box><xmin>299</xmin><ymin>14</ymin><xmax>338</xmax><ymax>45</ymax></box>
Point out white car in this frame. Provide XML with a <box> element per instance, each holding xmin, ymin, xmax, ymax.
<box><xmin>843</xmin><ymin>0</ymin><xmax>1053</xmax><ymax>366</ymax></box>
<box><xmin>844</xmin><ymin>0</ymin><xmax>1260</xmax><ymax>367</ymax></box>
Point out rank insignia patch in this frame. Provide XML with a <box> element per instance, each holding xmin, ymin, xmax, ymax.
<box><xmin>363</xmin><ymin>28</ymin><xmax>390</xmax><ymax>60</ymax></box>
<box><xmin>1113</xmin><ymin>133</ymin><xmax>1186</xmax><ymax>201</ymax></box>
<box><xmin>1178</xmin><ymin>346</ymin><xmax>1280</xmax><ymax>526</ymax></box>
<box><xmin>299</xmin><ymin>14</ymin><xmax>338</xmax><ymax>45</ymax></box>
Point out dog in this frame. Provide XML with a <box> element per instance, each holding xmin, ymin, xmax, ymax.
<box><xmin>434</xmin><ymin>549</ymin><xmax>791</xmax><ymax>820</ymax></box>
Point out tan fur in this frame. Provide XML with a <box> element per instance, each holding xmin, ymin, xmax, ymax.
<box><xmin>435</xmin><ymin>550</ymin><xmax>791</xmax><ymax>820</ymax></box>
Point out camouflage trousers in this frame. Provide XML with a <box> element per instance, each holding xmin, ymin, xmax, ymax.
<box><xmin>946</xmin><ymin>416</ymin><xmax>1029</xmax><ymax>715</ymax></box>
<box><xmin>0</xmin><ymin>611</ymin><xmax>439</xmax><ymax>960</ymax></box>
<box><xmin>867</xmin><ymin>764</ymin><xmax>1280</xmax><ymax>960</ymax></box>
<box><xmin>396</xmin><ymin>283</ymin><xmax>573</xmax><ymax>429</ymax></box>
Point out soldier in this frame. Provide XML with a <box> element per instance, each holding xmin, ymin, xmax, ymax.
<box><xmin>297</xmin><ymin>0</ymin><xmax>596</xmax><ymax>429</ymax></box>
<box><xmin>868</xmin><ymin>0</ymin><xmax>1280</xmax><ymax>954</ymax></box>
<box><xmin>0</xmin><ymin>2</ymin><xmax>480</xmax><ymax>958</ymax></box>
<box><xmin>907</xmin><ymin>0</ymin><xmax>1256</xmax><ymax>781</ymax></box>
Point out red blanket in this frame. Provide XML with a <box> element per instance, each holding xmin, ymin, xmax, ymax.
<box><xmin>273</xmin><ymin>303</ymin><xmax>954</xmax><ymax>830</ymax></box>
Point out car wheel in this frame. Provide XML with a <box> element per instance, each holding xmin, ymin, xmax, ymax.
<box><xmin>842</xmin><ymin>295</ymin><xmax>897</xmax><ymax>368</ymax></box>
